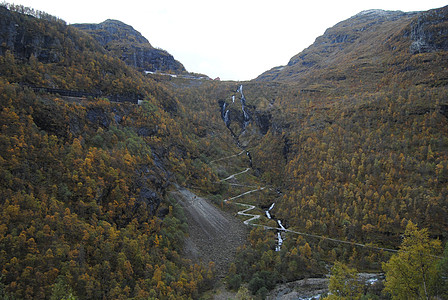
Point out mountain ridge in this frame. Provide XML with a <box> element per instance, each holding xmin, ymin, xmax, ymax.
<box><xmin>255</xmin><ymin>6</ymin><xmax>448</xmax><ymax>85</ymax></box>
<box><xmin>72</xmin><ymin>19</ymin><xmax>186</xmax><ymax>74</ymax></box>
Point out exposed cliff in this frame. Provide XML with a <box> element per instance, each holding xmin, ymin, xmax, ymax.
<box><xmin>408</xmin><ymin>6</ymin><xmax>448</xmax><ymax>54</ymax></box>
<box><xmin>72</xmin><ymin>19</ymin><xmax>186</xmax><ymax>73</ymax></box>
<box><xmin>0</xmin><ymin>6</ymin><xmax>104</xmax><ymax>63</ymax></box>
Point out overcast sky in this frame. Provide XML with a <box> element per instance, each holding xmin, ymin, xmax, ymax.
<box><xmin>7</xmin><ymin>0</ymin><xmax>448</xmax><ymax>80</ymax></box>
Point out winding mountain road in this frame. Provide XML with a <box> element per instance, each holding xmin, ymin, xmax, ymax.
<box><xmin>217</xmin><ymin>169</ymin><xmax>402</xmax><ymax>255</ymax></box>
<box><xmin>219</xmin><ymin>168</ymin><xmax>250</xmax><ymax>182</ymax></box>
<box><xmin>175</xmin><ymin>83</ymin><xmax>403</xmax><ymax>281</ymax></box>
<box><xmin>223</xmin><ymin>187</ymin><xmax>265</xmax><ymax>225</ymax></box>
<box><xmin>209</xmin><ymin>150</ymin><xmax>245</xmax><ymax>163</ymax></box>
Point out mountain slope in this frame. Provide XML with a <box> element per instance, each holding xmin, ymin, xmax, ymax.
<box><xmin>1</xmin><ymin>2</ymin><xmax>448</xmax><ymax>299</ymax></box>
<box><xmin>256</xmin><ymin>6</ymin><xmax>448</xmax><ymax>91</ymax></box>
<box><xmin>0</xmin><ymin>5</ymin><xmax>221</xmax><ymax>299</ymax></box>
<box><xmin>72</xmin><ymin>19</ymin><xmax>186</xmax><ymax>73</ymax></box>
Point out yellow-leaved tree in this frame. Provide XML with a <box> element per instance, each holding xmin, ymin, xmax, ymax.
<box><xmin>382</xmin><ymin>221</ymin><xmax>442</xmax><ymax>299</ymax></box>
<box><xmin>324</xmin><ymin>261</ymin><xmax>363</xmax><ymax>299</ymax></box>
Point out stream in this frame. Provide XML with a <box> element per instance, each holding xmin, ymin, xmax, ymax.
<box><xmin>219</xmin><ymin>84</ymin><xmax>287</xmax><ymax>251</ymax></box>
<box><xmin>215</xmin><ymin>85</ymin><xmax>387</xmax><ymax>298</ymax></box>
<box><xmin>266</xmin><ymin>202</ymin><xmax>286</xmax><ymax>251</ymax></box>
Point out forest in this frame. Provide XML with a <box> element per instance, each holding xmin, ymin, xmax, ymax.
<box><xmin>1</xmin><ymin>3</ymin><xmax>448</xmax><ymax>300</ymax></box>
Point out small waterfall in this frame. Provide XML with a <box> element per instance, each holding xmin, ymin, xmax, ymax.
<box><xmin>221</xmin><ymin>102</ymin><xmax>227</xmax><ymax>119</ymax></box>
<box><xmin>276</xmin><ymin>220</ymin><xmax>286</xmax><ymax>251</ymax></box>
<box><xmin>265</xmin><ymin>202</ymin><xmax>275</xmax><ymax>219</ymax></box>
<box><xmin>240</xmin><ymin>94</ymin><xmax>246</xmax><ymax>107</ymax></box>
<box><xmin>277</xmin><ymin>220</ymin><xmax>286</xmax><ymax>231</ymax></box>
<box><xmin>224</xmin><ymin>110</ymin><xmax>230</xmax><ymax>127</ymax></box>
<box><xmin>246</xmin><ymin>151</ymin><xmax>253</xmax><ymax>168</ymax></box>
<box><xmin>238</xmin><ymin>85</ymin><xmax>250</xmax><ymax>130</ymax></box>
<box><xmin>276</xmin><ymin>232</ymin><xmax>283</xmax><ymax>252</ymax></box>
<box><xmin>265</xmin><ymin>203</ymin><xmax>285</xmax><ymax>252</ymax></box>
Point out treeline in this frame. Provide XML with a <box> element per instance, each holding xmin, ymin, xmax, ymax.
<box><xmin>0</xmin><ymin>2</ymin><xmax>66</xmax><ymax>25</ymax></box>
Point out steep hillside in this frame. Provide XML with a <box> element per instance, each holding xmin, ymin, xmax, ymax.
<box><xmin>1</xmin><ymin>2</ymin><xmax>448</xmax><ymax>299</ymax></box>
<box><xmin>72</xmin><ymin>20</ymin><xmax>186</xmax><ymax>73</ymax></box>
<box><xmin>256</xmin><ymin>6</ymin><xmax>448</xmax><ymax>92</ymax></box>
<box><xmin>156</xmin><ymin>5</ymin><xmax>448</xmax><ymax>298</ymax></box>
<box><xmin>257</xmin><ymin>9</ymin><xmax>415</xmax><ymax>82</ymax></box>
<box><xmin>0</xmin><ymin>5</ymin><xmax>221</xmax><ymax>299</ymax></box>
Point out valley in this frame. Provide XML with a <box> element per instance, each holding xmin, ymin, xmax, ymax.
<box><xmin>1</xmin><ymin>2</ymin><xmax>448</xmax><ymax>299</ymax></box>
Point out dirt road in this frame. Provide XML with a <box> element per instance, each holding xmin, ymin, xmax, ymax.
<box><xmin>170</xmin><ymin>186</ymin><xmax>248</xmax><ymax>277</ymax></box>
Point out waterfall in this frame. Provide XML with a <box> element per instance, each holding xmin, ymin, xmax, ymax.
<box><xmin>221</xmin><ymin>102</ymin><xmax>227</xmax><ymax>119</ymax></box>
<box><xmin>238</xmin><ymin>85</ymin><xmax>250</xmax><ymax>130</ymax></box>
<box><xmin>265</xmin><ymin>203</ymin><xmax>285</xmax><ymax>252</ymax></box>
<box><xmin>276</xmin><ymin>232</ymin><xmax>283</xmax><ymax>252</ymax></box>
<box><xmin>246</xmin><ymin>151</ymin><xmax>253</xmax><ymax>167</ymax></box>
<box><xmin>265</xmin><ymin>202</ymin><xmax>275</xmax><ymax>219</ymax></box>
<box><xmin>224</xmin><ymin>110</ymin><xmax>230</xmax><ymax>127</ymax></box>
<box><xmin>276</xmin><ymin>220</ymin><xmax>286</xmax><ymax>251</ymax></box>
<box><xmin>277</xmin><ymin>220</ymin><xmax>286</xmax><ymax>231</ymax></box>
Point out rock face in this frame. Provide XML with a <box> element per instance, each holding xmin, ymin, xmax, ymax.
<box><xmin>72</xmin><ymin>19</ymin><xmax>186</xmax><ymax>73</ymax></box>
<box><xmin>0</xmin><ymin>6</ymin><xmax>103</xmax><ymax>62</ymax></box>
<box><xmin>137</xmin><ymin>187</ymin><xmax>162</xmax><ymax>216</ymax></box>
<box><xmin>0</xmin><ymin>7</ymin><xmax>186</xmax><ymax>74</ymax></box>
<box><xmin>409</xmin><ymin>6</ymin><xmax>448</xmax><ymax>53</ymax></box>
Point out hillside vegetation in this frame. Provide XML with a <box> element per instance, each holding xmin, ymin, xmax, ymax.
<box><xmin>1</xmin><ymin>3</ymin><xmax>448</xmax><ymax>299</ymax></box>
<box><xmin>0</xmin><ymin>4</ymin><xmax>220</xmax><ymax>299</ymax></box>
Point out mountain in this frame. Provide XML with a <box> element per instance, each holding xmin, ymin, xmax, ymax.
<box><xmin>1</xmin><ymin>3</ymin><xmax>448</xmax><ymax>299</ymax></box>
<box><xmin>256</xmin><ymin>6</ymin><xmax>448</xmax><ymax>90</ymax></box>
<box><xmin>0</xmin><ymin>4</ymin><xmax>224</xmax><ymax>299</ymax></box>
<box><xmin>72</xmin><ymin>19</ymin><xmax>186</xmax><ymax>74</ymax></box>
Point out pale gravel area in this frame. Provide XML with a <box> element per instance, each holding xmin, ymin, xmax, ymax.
<box><xmin>170</xmin><ymin>186</ymin><xmax>248</xmax><ymax>278</ymax></box>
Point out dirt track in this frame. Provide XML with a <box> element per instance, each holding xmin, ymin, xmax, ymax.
<box><xmin>170</xmin><ymin>186</ymin><xmax>248</xmax><ymax>277</ymax></box>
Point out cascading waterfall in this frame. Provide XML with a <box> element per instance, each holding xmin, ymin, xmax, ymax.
<box><xmin>221</xmin><ymin>102</ymin><xmax>227</xmax><ymax>118</ymax></box>
<box><xmin>220</xmin><ymin>102</ymin><xmax>231</xmax><ymax>128</ymax></box>
<box><xmin>276</xmin><ymin>220</ymin><xmax>286</xmax><ymax>252</ymax></box>
<box><xmin>265</xmin><ymin>203</ymin><xmax>275</xmax><ymax>219</ymax></box>
<box><xmin>265</xmin><ymin>202</ymin><xmax>285</xmax><ymax>251</ymax></box>
<box><xmin>224</xmin><ymin>110</ymin><xmax>230</xmax><ymax>127</ymax></box>
<box><xmin>220</xmin><ymin>85</ymin><xmax>285</xmax><ymax>250</ymax></box>
<box><xmin>219</xmin><ymin>84</ymin><xmax>251</xmax><ymax>132</ymax></box>
<box><xmin>238</xmin><ymin>85</ymin><xmax>251</xmax><ymax>130</ymax></box>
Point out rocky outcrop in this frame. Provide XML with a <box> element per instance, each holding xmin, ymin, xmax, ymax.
<box><xmin>137</xmin><ymin>187</ymin><xmax>162</xmax><ymax>216</ymax></box>
<box><xmin>409</xmin><ymin>6</ymin><xmax>448</xmax><ymax>54</ymax></box>
<box><xmin>253</xmin><ymin>110</ymin><xmax>272</xmax><ymax>135</ymax></box>
<box><xmin>72</xmin><ymin>19</ymin><xmax>149</xmax><ymax>46</ymax></box>
<box><xmin>0</xmin><ymin>6</ymin><xmax>103</xmax><ymax>62</ymax></box>
<box><xmin>72</xmin><ymin>19</ymin><xmax>186</xmax><ymax>73</ymax></box>
<box><xmin>86</xmin><ymin>107</ymin><xmax>110</xmax><ymax>128</ymax></box>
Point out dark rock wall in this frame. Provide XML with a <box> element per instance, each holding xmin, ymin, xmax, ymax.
<box><xmin>72</xmin><ymin>19</ymin><xmax>186</xmax><ymax>73</ymax></box>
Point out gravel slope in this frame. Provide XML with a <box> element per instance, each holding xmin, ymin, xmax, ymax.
<box><xmin>171</xmin><ymin>186</ymin><xmax>248</xmax><ymax>277</ymax></box>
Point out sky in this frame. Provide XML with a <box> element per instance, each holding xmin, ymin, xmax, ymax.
<box><xmin>7</xmin><ymin>0</ymin><xmax>448</xmax><ymax>81</ymax></box>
